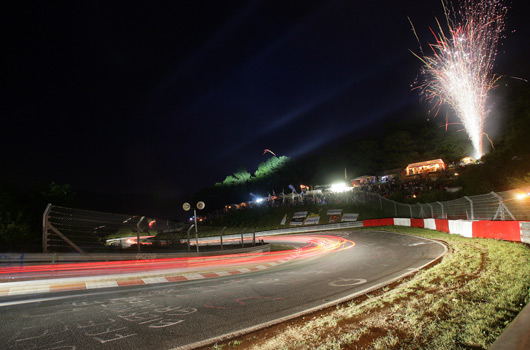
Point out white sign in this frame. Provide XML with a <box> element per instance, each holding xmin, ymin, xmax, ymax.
<box><xmin>326</xmin><ymin>209</ymin><xmax>343</xmax><ymax>215</ymax></box>
<box><xmin>328</xmin><ymin>209</ymin><xmax>342</xmax><ymax>223</ymax></box>
<box><xmin>292</xmin><ymin>211</ymin><xmax>308</xmax><ymax>219</ymax></box>
<box><xmin>342</xmin><ymin>213</ymin><xmax>359</xmax><ymax>222</ymax></box>
<box><xmin>304</xmin><ymin>216</ymin><xmax>320</xmax><ymax>225</ymax></box>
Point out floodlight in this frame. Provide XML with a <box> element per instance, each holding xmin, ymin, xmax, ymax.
<box><xmin>330</xmin><ymin>182</ymin><xmax>349</xmax><ymax>193</ymax></box>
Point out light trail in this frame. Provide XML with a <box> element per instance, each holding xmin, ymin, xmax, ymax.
<box><xmin>412</xmin><ymin>0</ymin><xmax>507</xmax><ymax>157</ymax></box>
<box><xmin>0</xmin><ymin>235</ymin><xmax>355</xmax><ymax>281</ymax></box>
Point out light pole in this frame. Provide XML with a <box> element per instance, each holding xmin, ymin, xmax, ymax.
<box><xmin>183</xmin><ymin>201</ymin><xmax>205</xmax><ymax>253</ymax></box>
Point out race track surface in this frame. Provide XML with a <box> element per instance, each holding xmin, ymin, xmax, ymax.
<box><xmin>0</xmin><ymin>230</ymin><xmax>446</xmax><ymax>350</ymax></box>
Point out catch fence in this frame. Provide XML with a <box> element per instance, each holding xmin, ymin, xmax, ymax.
<box><xmin>352</xmin><ymin>188</ymin><xmax>530</xmax><ymax>221</ymax></box>
<box><xmin>219</xmin><ymin>187</ymin><xmax>530</xmax><ymax>222</ymax></box>
<box><xmin>42</xmin><ymin>204</ymin><xmax>185</xmax><ymax>254</ymax></box>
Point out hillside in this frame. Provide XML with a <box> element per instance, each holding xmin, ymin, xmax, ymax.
<box><xmin>191</xmin><ymin>80</ymin><xmax>530</xmax><ymax>211</ymax></box>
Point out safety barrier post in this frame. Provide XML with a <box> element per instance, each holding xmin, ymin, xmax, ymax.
<box><xmin>220</xmin><ymin>227</ymin><xmax>226</xmax><ymax>250</ymax></box>
<box><xmin>417</xmin><ymin>204</ymin><xmax>423</xmax><ymax>218</ymax></box>
<box><xmin>437</xmin><ymin>201</ymin><xmax>445</xmax><ymax>219</ymax></box>
<box><xmin>42</xmin><ymin>203</ymin><xmax>52</xmax><ymax>253</ymax></box>
<box><xmin>241</xmin><ymin>227</ymin><xmax>247</xmax><ymax>247</ymax></box>
<box><xmin>136</xmin><ymin>216</ymin><xmax>145</xmax><ymax>254</ymax></box>
<box><xmin>187</xmin><ymin>224</ymin><xmax>194</xmax><ymax>252</ymax></box>
<box><xmin>491</xmin><ymin>192</ymin><xmax>516</xmax><ymax>220</ymax></box>
<box><xmin>464</xmin><ymin>196</ymin><xmax>474</xmax><ymax>220</ymax></box>
<box><xmin>194</xmin><ymin>209</ymin><xmax>200</xmax><ymax>253</ymax></box>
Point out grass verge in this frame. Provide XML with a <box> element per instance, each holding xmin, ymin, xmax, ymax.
<box><xmin>206</xmin><ymin>226</ymin><xmax>530</xmax><ymax>350</ymax></box>
<box><xmin>269</xmin><ymin>244</ymin><xmax>296</xmax><ymax>252</ymax></box>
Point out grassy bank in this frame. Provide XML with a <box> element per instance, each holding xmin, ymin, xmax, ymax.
<box><xmin>207</xmin><ymin>203</ymin><xmax>384</xmax><ymax>230</ymax></box>
<box><xmin>207</xmin><ymin>227</ymin><xmax>530</xmax><ymax>350</ymax></box>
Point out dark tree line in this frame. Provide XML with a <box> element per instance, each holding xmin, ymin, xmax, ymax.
<box><xmin>0</xmin><ymin>182</ymin><xmax>75</xmax><ymax>252</ymax></box>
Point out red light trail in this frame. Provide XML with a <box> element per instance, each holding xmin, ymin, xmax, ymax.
<box><xmin>0</xmin><ymin>235</ymin><xmax>355</xmax><ymax>281</ymax></box>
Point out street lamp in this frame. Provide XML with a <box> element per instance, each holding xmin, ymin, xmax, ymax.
<box><xmin>183</xmin><ymin>201</ymin><xmax>205</xmax><ymax>253</ymax></box>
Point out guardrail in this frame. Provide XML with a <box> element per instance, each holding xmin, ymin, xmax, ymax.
<box><xmin>187</xmin><ymin>221</ymin><xmax>364</xmax><ymax>244</ymax></box>
<box><xmin>0</xmin><ymin>244</ymin><xmax>271</xmax><ymax>266</ymax></box>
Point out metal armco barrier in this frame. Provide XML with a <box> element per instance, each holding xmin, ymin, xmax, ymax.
<box><xmin>0</xmin><ymin>244</ymin><xmax>271</xmax><ymax>266</ymax></box>
<box><xmin>185</xmin><ymin>221</ymin><xmax>364</xmax><ymax>244</ymax></box>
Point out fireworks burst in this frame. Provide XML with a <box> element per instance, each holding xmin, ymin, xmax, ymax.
<box><xmin>411</xmin><ymin>0</ymin><xmax>508</xmax><ymax>157</ymax></box>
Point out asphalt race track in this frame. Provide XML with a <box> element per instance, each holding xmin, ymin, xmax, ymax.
<box><xmin>0</xmin><ymin>230</ymin><xmax>446</xmax><ymax>350</ymax></box>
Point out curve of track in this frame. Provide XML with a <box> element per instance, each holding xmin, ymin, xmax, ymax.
<box><xmin>0</xmin><ymin>235</ymin><xmax>354</xmax><ymax>281</ymax></box>
<box><xmin>0</xmin><ymin>230</ymin><xmax>446</xmax><ymax>350</ymax></box>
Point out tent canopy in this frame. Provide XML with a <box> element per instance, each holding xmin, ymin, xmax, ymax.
<box><xmin>405</xmin><ymin>159</ymin><xmax>445</xmax><ymax>176</ymax></box>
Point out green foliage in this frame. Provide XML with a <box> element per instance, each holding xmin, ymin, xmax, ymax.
<box><xmin>434</xmin><ymin>133</ymin><xmax>469</xmax><ymax>163</ymax></box>
<box><xmin>218</xmin><ymin>167</ymin><xmax>253</xmax><ymax>186</ymax></box>
<box><xmin>382</xmin><ymin>130</ymin><xmax>420</xmax><ymax>168</ymax></box>
<box><xmin>215</xmin><ymin>157</ymin><xmax>291</xmax><ymax>188</ymax></box>
<box><xmin>0</xmin><ymin>181</ymin><xmax>75</xmax><ymax>252</ymax></box>
<box><xmin>348</xmin><ymin>138</ymin><xmax>383</xmax><ymax>175</ymax></box>
<box><xmin>233</xmin><ymin>168</ymin><xmax>252</xmax><ymax>182</ymax></box>
<box><xmin>254</xmin><ymin>156</ymin><xmax>289</xmax><ymax>178</ymax></box>
<box><xmin>219</xmin><ymin>175</ymin><xmax>239</xmax><ymax>186</ymax></box>
<box><xmin>0</xmin><ymin>206</ymin><xmax>32</xmax><ymax>248</ymax></box>
<box><xmin>508</xmin><ymin>172</ymin><xmax>530</xmax><ymax>188</ymax></box>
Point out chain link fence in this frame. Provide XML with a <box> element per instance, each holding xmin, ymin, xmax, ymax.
<box><xmin>42</xmin><ymin>204</ymin><xmax>185</xmax><ymax>253</ymax></box>
<box><xmin>42</xmin><ymin>205</ymin><xmax>261</xmax><ymax>254</ymax></box>
<box><xmin>353</xmin><ymin>189</ymin><xmax>530</xmax><ymax>221</ymax></box>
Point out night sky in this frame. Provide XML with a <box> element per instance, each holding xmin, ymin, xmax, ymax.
<box><xmin>3</xmin><ymin>0</ymin><xmax>529</xmax><ymax>216</ymax></box>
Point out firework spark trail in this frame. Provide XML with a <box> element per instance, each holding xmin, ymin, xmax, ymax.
<box><xmin>412</xmin><ymin>0</ymin><xmax>508</xmax><ymax>157</ymax></box>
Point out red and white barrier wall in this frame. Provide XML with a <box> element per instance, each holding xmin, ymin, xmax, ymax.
<box><xmin>363</xmin><ymin>218</ymin><xmax>530</xmax><ymax>243</ymax></box>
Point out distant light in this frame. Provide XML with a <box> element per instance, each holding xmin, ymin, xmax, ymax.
<box><xmin>256</xmin><ymin>198</ymin><xmax>264</xmax><ymax>203</ymax></box>
<box><xmin>330</xmin><ymin>182</ymin><xmax>349</xmax><ymax>193</ymax></box>
<box><xmin>516</xmin><ymin>193</ymin><xmax>529</xmax><ymax>200</ymax></box>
